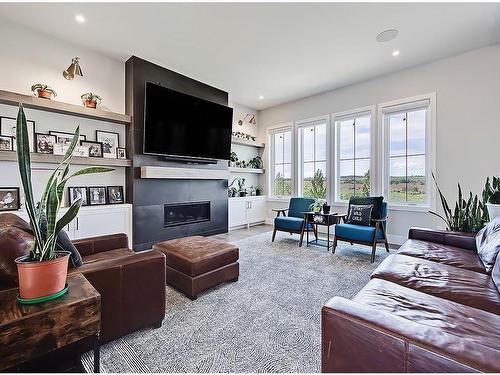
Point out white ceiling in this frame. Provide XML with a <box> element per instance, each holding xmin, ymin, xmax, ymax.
<box><xmin>1</xmin><ymin>3</ymin><xmax>500</xmax><ymax>110</ymax></box>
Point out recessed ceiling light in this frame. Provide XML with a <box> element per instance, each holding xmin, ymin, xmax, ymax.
<box><xmin>392</xmin><ymin>50</ymin><xmax>400</xmax><ymax>57</ymax></box>
<box><xmin>376</xmin><ymin>29</ymin><xmax>399</xmax><ymax>43</ymax></box>
<box><xmin>75</xmin><ymin>14</ymin><xmax>86</xmax><ymax>24</ymax></box>
<box><xmin>258</xmin><ymin>95</ymin><xmax>264</xmax><ymax>100</ymax></box>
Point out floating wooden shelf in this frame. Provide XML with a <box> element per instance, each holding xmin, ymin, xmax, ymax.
<box><xmin>228</xmin><ymin>167</ymin><xmax>265</xmax><ymax>174</ymax></box>
<box><xmin>0</xmin><ymin>151</ymin><xmax>131</xmax><ymax>167</ymax></box>
<box><xmin>0</xmin><ymin>90</ymin><xmax>131</xmax><ymax>125</ymax></box>
<box><xmin>231</xmin><ymin>137</ymin><xmax>265</xmax><ymax>148</ymax></box>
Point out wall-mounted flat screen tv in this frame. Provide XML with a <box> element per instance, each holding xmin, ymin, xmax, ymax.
<box><xmin>143</xmin><ymin>82</ymin><xmax>233</xmax><ymax>160</ymax></box>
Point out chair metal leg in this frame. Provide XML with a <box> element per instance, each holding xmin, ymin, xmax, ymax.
<box><xmin>272</xmin><ymin>228</ymin><xmax>277</xmax><ymax>242</ymax></box>
<box><xmin>313</xmin><ymin>225</ymin><xmax>318</xmax><ymax>240</ymax></box>
<box><xmin>332</xmin><ymin>237</ymin><xmax>337</xmax><ymax>254</ymax></box>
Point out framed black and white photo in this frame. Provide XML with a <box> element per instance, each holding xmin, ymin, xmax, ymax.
<box><xmin>49</xmin><ymin>130</ymin><xmax>86</xmax><ymax>145</ymax></box>
<box><xmin>0</xmin><ymin>187</ymin><xmax>20</xmax><ymax>211</ymax></box>
<box><xmin>0</xmin><ymin>116</ymin><xmax>35</xmax><ymax>151</ymax></box>
<box><xmin>0</xmin><ymin>135</ymin><xmax>13</xmax><ymax>151</ymax></box>
<box><xmin>80</xmin><ymin>141</ymin><xmax>103</xmax><ymax>158</ymax></box>
<box><xmin>73</xmin><ymin>145</ymin><xmax>89</xmax><ymax>158</ymax></box>
<box><xmin>116</xmin><ymin>147</ymin><xmax>127</xmax><ymax>159</ymax></box>
<box><xmin>107</xmin><ymin>186</ymin><xmax>124</xmax><ymax>204</ymax></box>
<box><xmin>68</xmin><ymin>187</ymin><xmax>89</xmax><ymax>206</ymax></box>
<box><xmin>35</xmin><ymin>133</ymin><xmax>56</xmax><ymax>154</ymax></box>
<box><xmin>53</xmin><ymin>143</ymin><xmax>70</xmax><ymax>156</ymax></box>
<box><xmin>96</xmin><ymin>130</ymin><xmax>119</xmax><ymax>159</ymax></box>
<box><xmin>88</xmin><ymin>187</ymin><xmax>107</xmax><ymax>206</ymax></box>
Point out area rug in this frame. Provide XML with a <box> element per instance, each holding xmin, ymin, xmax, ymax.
<box><xmin>84</xmin><ymin>231</ymin><xmax>391</xmax><ymax>373</ymax></box>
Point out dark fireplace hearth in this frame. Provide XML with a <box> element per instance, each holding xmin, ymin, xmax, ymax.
<box><xmin>164</xmin><ymin>201</ymin><xmax>211</xmax><ymax>227</ymax></box>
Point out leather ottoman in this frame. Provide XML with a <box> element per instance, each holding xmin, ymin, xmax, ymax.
<box><xmin>153</xmin><ymin>236</ymin><xmax>239</xmax><ymax>300</ymax></box>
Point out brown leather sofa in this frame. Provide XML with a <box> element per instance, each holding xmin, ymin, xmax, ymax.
<box><xmin>0</xmin><ymin>213</ymin><xmax>166</xmax><ymax>344</ymax></box>
<box><xmin>322</xmin><ymin>227</ymin><xmax>500</xmax><ymax>373</ymax></box>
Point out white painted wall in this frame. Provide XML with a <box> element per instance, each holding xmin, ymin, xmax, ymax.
<box><xmin>259</xmin><ymin>44</ymin><xmax>500</xmax><ymax>243</ymax></box>
<box><xmin>0</xmin><ymin>18</ymin><xmax>125</xmax><ymax>113</ymax></box>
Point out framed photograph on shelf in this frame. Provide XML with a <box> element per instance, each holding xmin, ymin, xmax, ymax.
<box><xmin>35</xmin><ymin>133</ymin><xmax>56</xmax><ymax>154</ymax></box>
<box><xmin>68</xmin><ymin>186</ymin><xmax>89</xmax><ymax>206</ymax></box>
<box><xmin>0</xmin><ymin>116</ymin><xmax>35</xmax><ymax>151</ymax></box>
<box><xmin>96</xmin><ymin>130</ymin><xmax>119</xmax><ymax>159</ymax></box>
<box><xmin>0</xmin><ymin>135</ymin><xmax>13</xmax><ymax>151</ymax></box>
<box><xmin>0</xmin><ymin>187</ymin><xmax>20</xmax><ymax>211</ymax></box>
<box><xmin>53</xmin><ymin>143</ymin><xmax>70</xmax><ymax>156</ymax></box>
<box><xmin>49</xmin><ymin>130</ymin><xmax>86</xmax><ymax>145</ymax></box>
<box><xmin>116</xmin><ymin>147</ymin><xmax>127</xmax><ymax>159</ymax></box>
<box><xmin>107</xmin><ymin>186</ymin><xmax>124</xmax><ymax>204</ymax></box>
<box><xmin>80</xmin><ymin>141</ymin><xmax>103</xmax><ymax>158</ymax></box>
<box><xmin>73</xmin><ymin>145</ymin><xmax>89</xmax><ymax>158</ymax></box>
<box><xmin>88</xmin><ymin>187</ymin><xmax>107</xmax><ymax>206</ymax></box>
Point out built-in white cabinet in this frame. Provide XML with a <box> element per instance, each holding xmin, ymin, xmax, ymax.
<box><xmin>13</xmin><ymin>204</ymin><xmax>133</xmax><ymax>247</ymax></box>
<box><xmin>228</xmin><ymin>196</ymin><xmax>266</xmax><ymax>230</ymax></box>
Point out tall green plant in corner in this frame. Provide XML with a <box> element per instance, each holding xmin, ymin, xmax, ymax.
<box><xmin>16</xmin><ymin>104</ymin><xmax>113</xmax><ymax>261</ymax></box>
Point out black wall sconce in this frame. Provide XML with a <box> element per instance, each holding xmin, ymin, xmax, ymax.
<box><xmin>238</xmin><ymin>114</ymin><xmax>257</xmax><ymax>126</ymax></box>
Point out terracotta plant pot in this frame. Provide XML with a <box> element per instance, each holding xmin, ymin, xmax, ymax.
<box><xmin>37</xmin><ymin>89</ymin><xmax>53</xmax><ymax>100</ymax></box>
<box><xmin>84</xmin><ymin>99</ymin><xmax>97</xmax><ymax>109</ymax></box>
<box><xmin>15</xmin><ymin>251</ymin><xmax>70</xmax><ymax>299</ymax></box>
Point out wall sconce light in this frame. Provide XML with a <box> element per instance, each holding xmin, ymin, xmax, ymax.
<box><xmin>238</xmin><ymin>114</ymin><xmax>257</xmax><ymax>126</ymax></box>
<box><xmin>63</xmin><ymin>57</ymin><xmax>83</xmax><ymax>80</ymax></box>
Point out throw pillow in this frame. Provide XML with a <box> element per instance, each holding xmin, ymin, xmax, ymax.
<box><xmin>348</xmin><ymin>196</ymin><xmax>384</xmax><ymax>221</ymax></box>
<box><xmin>346</xmin><ymin>204</ymin><xmax>373</xmax><ymax>226</ymax></box>
<box><xmin>476</xmin><ymin>216</ymin><xmax>500</xmax><ymax>273</ymax></box>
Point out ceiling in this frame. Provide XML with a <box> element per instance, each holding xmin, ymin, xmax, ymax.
<box><xmin>1</xmin><ymin>3</ymin><xmax>499</xmax><ymax>110</ymax></box>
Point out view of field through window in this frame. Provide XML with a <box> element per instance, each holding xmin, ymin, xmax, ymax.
<box><xmin>273</xmin><ymin>130</ymin><xmax>292</xmax><ymax>196</ymax></box>
<box><xmin>301</xmin><ymin>122</ymin><xmax>327</xmax><ymax>198</ymax></box>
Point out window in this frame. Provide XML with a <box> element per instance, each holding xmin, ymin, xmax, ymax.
<box><xmin>298</xmin><ymin>119</ymin><xmax>328</xmax><ymax>198</ymax></box>
<box><xmin>381</xmin><ymin>94</ymin><xmax>435</xmax><ymax>207</ymax></box>
<box><xmin>269</xmin><ymin>128</ymin><xmax>292</xmax><ymax>197</ymax></box>
<box><xmin>335</xmin><ymin>110</ymin><xmax>372</xmax><ymax>201</ymax></box>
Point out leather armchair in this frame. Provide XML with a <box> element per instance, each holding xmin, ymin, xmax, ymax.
<box><xmin>271</xmin><ymin>197</ymin><xmax>316</xmax><ymax>246</ymax></box>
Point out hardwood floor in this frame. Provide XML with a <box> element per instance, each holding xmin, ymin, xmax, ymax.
<box><xmin>211</xmin><ymin>224</ymin><xmax>273</xmax><ymax>243</ymax></box>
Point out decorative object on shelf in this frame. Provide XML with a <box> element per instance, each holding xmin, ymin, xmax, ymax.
<box><xmin>96</xmin><ymin>130</ymin><xmax>119</xmax><ymax>159</ymax></box>
<box><xmin>107</xmin><ymin>186</ymin><xmax>124</xmax><ymax>204</ymax></box>
<box><xmin>116</xmin><ymin>147</ymin><xmax>127</xmax><ymax>159</ymax></box>
<box><xmin>255</xmin><ymin>186</ymin><xmax>263</xmax><ymax>196</ymax></box>
<box><xmin>35</xmin><ymin>133</ymin><xmax>56</xmax><ymax>154</ymax></box>
<box><xmin>63</xmin><ymin>57</ymin><xmax>83</xmax><ymax>80</ymax></box>
<box><xmin>238</xmin><ymin>113</ymin><xmax>257</xmax><ymax>126</ymax></box>
<box><xmin>14</xmin><ymin>104</ymin><xmax>113</xmax><ymax>301</ymax></box>
<box><xmin>248</xmin><ymin>155</ymin><xmax>263</xmax><ymax>169</ymax></box>
<box><xmin>80</xmin><ymin>140</ymin><xmax>103</xmax><ymax>157</ymax></box>
<box><xmin>31</xmin><ymin>84</ymin><xmax>57</xmax><ymax>99</ymax></box>
<box><xmin>429</xmin><ymin>172</ymin><xmax>485</xmax><ymax>233</ymax></box>
<box><xmin>323</xmin><ymin>202</ymin><xmax>331</xmax><ymax>214</ymax></box>
<box><xmin>232</xmin><ymin>131</ymin><xmax>256</xmax><ymax>141</ymax></box>
<box><xmin>68</xmin><ymin>187</ymin><xmax>89</xmax><ymax>206</ymax></box>
<box><xmin>228</xmin><ymin>177</ymin><xmax>246</xmax><ymax>197</ymax></box>
<box><xmin>483</xmin><ymin>176</ymin><xmax>500</xmax><ymax>220</ymax></box>
<box><xmin>73</xmin><ymin>145</ymin><xmax>90</xmax><ymax>158</ymax></box>
<box><xmin>88</xmin><ymin>186</ymin><xmax>107</xmax><ymax>205</ymax></box>
<box><xmin>229</xmin><ymin>151</ymin><xmax>238</xmax><ymax>167</ymax></box>
<box><xmin>0</xmin><ymin>187</ymin><xmax>20</xmax><ymax>211</ymax></box>
<box><xmin>81</xmin><ymin>92</ymin><xmax>102</xmax><ymax>109</ymax></box>
<box><xmin>0</xmin><ymin>135</ymin><xmax>13</xmax><ymax>151</ymax></box>
<box><xmin>1</xmin><ymin>116</ymin><xmax>35</xmax><ymax>151</ymax></box>
<box><xmin>53</xmin><ymin>143</ymin><xmax>70</xmax><ymax>156</ymax></box>
<box><xmin>50</xmin><ymin>130</ymin><xmax>86</xmax><ymax>144</ymax></box>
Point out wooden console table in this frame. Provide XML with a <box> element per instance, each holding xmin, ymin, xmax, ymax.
<box><xmin>0</xmin><ymin>273</ymin><xmax>101</xmax><ymax>372</ymax></box>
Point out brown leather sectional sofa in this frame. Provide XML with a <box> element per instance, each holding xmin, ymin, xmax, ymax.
<box><xmin>0</xmin><ymin>214</ymin><xmax>166</xmax><ymax>344</ymax></box>
<box><xmin>322</xmin><ymin>227</ymin><xmax>500</xmax><ymax>372</ymax></box>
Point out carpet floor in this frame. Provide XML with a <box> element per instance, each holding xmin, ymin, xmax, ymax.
<box><xmin>85</xmin><ymin>231</ymin><xmax>391</xmax><ymax>373</ymax></box>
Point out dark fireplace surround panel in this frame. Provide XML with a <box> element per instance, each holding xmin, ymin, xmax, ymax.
<box><xmin>125</xmin><ymin>56</ymin><xmax>229</xmax><ymax>251</ymax></box>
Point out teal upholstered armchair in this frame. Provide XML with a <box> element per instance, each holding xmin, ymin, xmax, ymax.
<box><xmin>333</xmin><ymin>197</ymin><xmax>389</xmax><ymax>263</ymax></box>
<box><xmin>272</xmin><ymin>197</ymin><xmax>316</xmax><ymax>246</ymax></box>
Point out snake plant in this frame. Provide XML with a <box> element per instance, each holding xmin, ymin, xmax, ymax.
<box><xmin>16</xmin><ymin>104</ymin><xmax>113</xmax><ymax>261</ymax></box>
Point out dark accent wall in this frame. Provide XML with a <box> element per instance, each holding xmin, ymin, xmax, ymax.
<box><xmin>125</xmin><ymin>56</ymin><xmax>229</xmax><ymax>251</ymax></box>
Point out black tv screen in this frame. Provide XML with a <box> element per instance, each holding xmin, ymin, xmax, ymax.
<box><xmin>143</xmin><ymin>82</ymin><xmax>233</xmax><ymax>160</ymax></box>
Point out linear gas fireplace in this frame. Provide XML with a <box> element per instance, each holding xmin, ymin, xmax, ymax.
<box><xmin>164</xmin><ymin>201</ymin><xmax>211</xmax><ymax>227</ymax></box>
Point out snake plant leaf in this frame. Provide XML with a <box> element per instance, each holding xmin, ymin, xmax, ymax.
<box><xmin>65</xmin><ymin>166</ymin><xmax>115</xmax><ymax>181</ymax></box>
<box><xmin>55</xmin><ymin>198</ymin><xmax>82</xmax><ymax>236</ymax></box>
<box><xmin>44</xmin><ymin>176</ymin><xmax>60</xmax><ymax>260</ymax></box>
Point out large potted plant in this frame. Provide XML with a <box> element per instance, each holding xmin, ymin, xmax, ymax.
<box><xmin>14</xmin><ymin>104</ymin><xmax>113</xmax><ymax>302</ymax></box>
<box><xmin>482</xmin><ymin>176</ymin><xmax>500</xmax><ymax>220</ymax></box>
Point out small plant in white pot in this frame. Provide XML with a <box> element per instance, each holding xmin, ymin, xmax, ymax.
<box><xmin>14</xmin><ymin>104</ymin><xmax>113</xmax><ymax>302</ymax></box>
<box><xmin>483</xmin><ymin>176</ymin><xmax>500</xmax><ymax>220</ymax></box>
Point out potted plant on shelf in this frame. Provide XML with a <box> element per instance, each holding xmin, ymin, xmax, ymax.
<box><xmin>248</xmin><ymin>156</ymin><xmax>263</xmax><ymax>169</ymax></box>
<box><xmin>81</xmin><ymin>92</ymin><xmax>102</xmax><ymax>109</ymax></box>
<box><xmin>483</xmin><ymin>176</ymin><xmax>500</xmax><ymax>220</ymax></box>
<box><xmin>229</xmin><ymin>151</ymin><xmax>238</xmax><ymax>167</ymax></box>
<box><xmin>31</xmin><ymin>84</ymin><xmax>57</xmax><ymax>100</ymax></box>
<box><xmin>255</xmin><ymin>186</ymin><xmax>263</xmax><ymax>196</ymax></box>
<box><xmin>14</xmin><ymin>104</ymin><xmax>113</xmax><ymax>302</ymax></box>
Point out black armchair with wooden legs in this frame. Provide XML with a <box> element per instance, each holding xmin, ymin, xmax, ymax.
<box><xmin>271</xmin><ymin>197</ymin><xmax>316</xmax><ymax>246</ymax></box>
<box><xmin>332</xmin><ymin>200</ymin><xmax>390</xmax><ymax>263</ymax></box>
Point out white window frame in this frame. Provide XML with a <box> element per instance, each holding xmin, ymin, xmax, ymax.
<box><xmin>296</xmin><ymin>115</ymin><xmax>331</xmax><ymax>199</ymax></box>
<box><xmin>332</xmin><ymin>106</ymin><xmax>377</xmax><ymax>205</ymax></box>
<box><xmin>379</xmin><ymin>93</ymin><xmax>436</xmax><ymax>212</ymax></box>
<box><xmin>267</xmin><ymin>122</ymin><xmax>294</xmax><ymax>200</ymax></box>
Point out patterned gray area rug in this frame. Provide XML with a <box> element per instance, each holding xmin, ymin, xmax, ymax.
<box><xmin>84</xmin><ymin>231</ymin><xmax>390</xmax><ymax>373</ymax></box>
